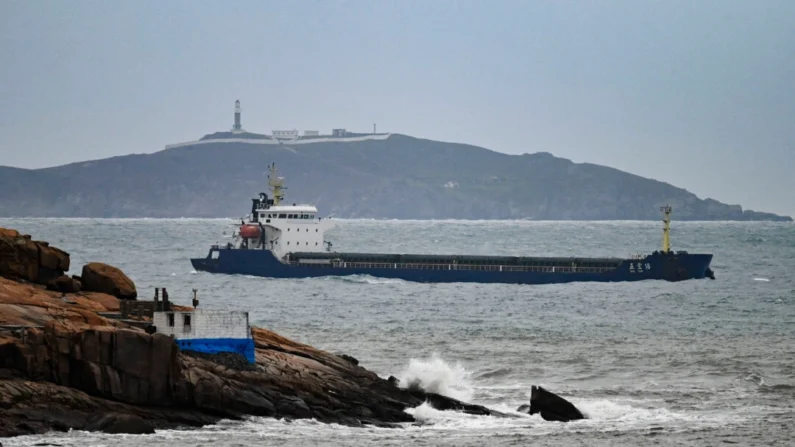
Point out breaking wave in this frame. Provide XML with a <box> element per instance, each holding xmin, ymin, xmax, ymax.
<box><xmin>396</xmin><ymin>354</ymin><xmax>474</xmax><ymax>402</ymax></box>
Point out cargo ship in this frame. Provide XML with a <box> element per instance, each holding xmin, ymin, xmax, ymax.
<box><xmin>190</xmin><ymin>164</ymin><xmax>715</xmax><ymax>284</ymax></box>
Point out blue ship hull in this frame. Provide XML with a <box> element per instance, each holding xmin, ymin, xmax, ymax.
<box><xmin>175</xmin><ymin>337</ymin><xmax>256</xmax><ymax>363</ymax></box>
<box><xmin>191</xmin><ymin>248</ymin><xmax>714</xmax><ymax>284</ymax></box>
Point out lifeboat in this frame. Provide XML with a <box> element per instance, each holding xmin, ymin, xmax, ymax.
<box><xmin>239</xmin><ymin>224</ymin><xmax>261</xmax><ymax>239</ymax></box>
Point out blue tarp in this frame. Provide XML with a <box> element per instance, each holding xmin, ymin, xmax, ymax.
<box><xmin>176</xmin><ymin>338</ymin><xmax>256</xmax><ymax>363</ymax></box>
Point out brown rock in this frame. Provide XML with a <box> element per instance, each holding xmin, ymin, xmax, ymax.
<box><xmin>0</xmin><ymin>277</ymin><xmax>119</xmax><ymax>327</ymax></box>
<box><xmin>0</xmin><ymin>228</ymin><xmax>20</xmax><ymax>238</ymax></box>
<box><xmin>46</xmin><ymin>275</ymin><xmax>82</xmax><ymax>294</ymax></box>
<box><xmin>25</xmin><ymin>323</ymin><xmax>180</xmax><ymax>406</ymax></box>
<box><xmin>81</xmin><ymin>263</ymin><xmax>137</xmax><ymax>300</ymax></box>
<box><xmin>0</xmin><ymin>235</ymin><xmax>39</xmax><ymax>282</ymax></box>
<box><xmin>39</xmin><ymin>245</ymin><xmax>70</xmax><ymax>272</ymax></box>
<box><xmin>0</xmin><ymin>228</ymin><xmax>70</xmax><ymax>285</ymax></box>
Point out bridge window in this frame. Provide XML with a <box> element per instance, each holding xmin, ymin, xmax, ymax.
<box><xmin>278</xmin><ymin>214</ymin><xmax>286</xmax><ymax>218</ymax></box>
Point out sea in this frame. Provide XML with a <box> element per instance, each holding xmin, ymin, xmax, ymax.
<box><xmin>1</xmin><ymin>218</ymin><xmax>793</xmax><ymax>446</ymax></box>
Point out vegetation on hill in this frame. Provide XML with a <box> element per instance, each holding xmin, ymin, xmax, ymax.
<box><xmin>0</xmin><ymin>134</ymin><xmax>790</xmax><ymax>220</ymax></box>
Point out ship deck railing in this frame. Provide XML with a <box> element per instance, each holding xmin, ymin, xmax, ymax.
<box><xmin>288</xmin><ymin>260</ymin><xmax>617</xmax><ymax>274</ymax></box>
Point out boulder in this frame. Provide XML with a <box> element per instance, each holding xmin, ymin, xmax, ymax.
<box><xmin>85</xmin><ymin>413</ymin><xmax>155</xmax><ymax>435</ymax></box>
<box><xmin>38</xmin><ymin>244</ymin><xmax>70</xmax><ymax>272</ymax></box>
<box><xmin>0</xmin><ymin>228</ymin><xmax>20</xmax><ymax>238</ymax></box>
<box><xmin>412</xmin><ymin>391</ymin><xmax>501</xmax><ymax>417</ymax></box>
<box><xmin>339</xmin><ymin>354</ymin><xmax>359</xmax><ymax>365</ymax></box>
<box><xmin>0</xmin><ymin>228</ymin><xmax>70</xmax><ymax>285</ymax></box>
<box><xmin>0</xmin><ymin>233</ymin><xmax>41</xmax><ymax>282</ymax></box>
<box><xmin>46</xmin><ymin>275</ymin><xmax>82</xmax><ymax>294</ymax></box>
<box><xmin>81</xmin><ymin>263</ymin><xmax>137</xmax><ymax>300</ymax></box>
<box><xmin>524</xmin><ymin>385</ymin><xmax>585</xmax><ymax>422</ymax></box>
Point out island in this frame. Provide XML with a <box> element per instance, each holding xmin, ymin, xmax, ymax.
<box><xmin>0</xmin><ymin>133</ymin><xmax>790</xmax><ymax>221</ymax></box>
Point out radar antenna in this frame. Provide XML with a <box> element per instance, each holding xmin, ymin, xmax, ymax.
<box><xmin>660</xmin><ymin>205</ymin><xmax>672</xmax><ymax>253</ymax></box>
<box><xmin>268</xmin><ymin>163</ymin><xmax>286</xmax><ymax>206</ymax></box>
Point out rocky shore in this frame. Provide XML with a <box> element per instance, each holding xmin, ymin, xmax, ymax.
<box><xmin>0</xmin><ymin>227</ymin><xmax>583</xmax><ymax>438</ymax></box>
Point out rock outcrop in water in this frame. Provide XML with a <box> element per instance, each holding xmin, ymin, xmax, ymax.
<box><xmin>0</xmin><ymin>226</ymin><xmax>536</xmax><ymax>438</ymax></box>
<box><xmin>517</xmin><ymin>385</ymin><xmax>586</xmax><ymax>422</ymax></box>
<box><xmin>0</xmin><ymin>289</ymin><xmax>512</xmax><ymax>437</ymax></box>
<box><xmin>0</xmin><ymin>226</ymin><xmax>587</xmax><ymax>438</ymax></box>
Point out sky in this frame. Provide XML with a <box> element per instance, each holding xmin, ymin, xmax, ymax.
<box><xmin>1</xmin><ymin>0</ymin><xmax>794</xmax><ymax>217</ymax></box>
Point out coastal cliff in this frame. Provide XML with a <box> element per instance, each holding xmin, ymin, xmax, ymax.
<box><xmin>1</xmin><ymin>227</ymin><xmax>521</xmax><ymax>438</ymax></box>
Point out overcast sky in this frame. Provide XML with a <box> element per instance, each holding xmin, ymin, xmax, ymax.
<box><xmin>1</xmin><ymin>0</ymin><xmax>793</xmax><ymax>216</ymax></box>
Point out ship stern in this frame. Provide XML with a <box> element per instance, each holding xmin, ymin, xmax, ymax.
<box><xmin>191</xmin><ymin>248</ymin><xmax>221</xmax><ymax>273</ymax></box>
<box><xmin>191</xmin><ymin>257</ymin><xmax>213</xmax><ymax>272</ymax></box>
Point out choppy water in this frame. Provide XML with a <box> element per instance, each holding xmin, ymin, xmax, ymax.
<box><xmin>1</xmin><ymin>218</ymin><xmax>794</xmax><ymax>446</ymax></box>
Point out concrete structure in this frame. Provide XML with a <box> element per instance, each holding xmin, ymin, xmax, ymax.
<box><xmin>232</xmin><ymin>100</ymin><xmax>243</xmax><ymax>132</ymax></box>
<box><xmin>162</xmin><ymin>101</ymin><xmax>392</xmax><ymax>149</ymax></box>
<box><xmin>272</xmin><ymin>129</ymin><xmax>299</xmax><ymax>139</ymax></box>
<box><xmin>120</xmin><ymin>300</ymin><xmax>156</xmax><ymax>319</ymax></box>
<box><xmin>164</xmin><ymin>132</ymin><xmax>392</xmax><ymax>150</ymax></box>
<box><xmin>153</xmin><ymin>308</ymin><xmax>255</xmax><ymax>362</ymax></box>
<box><xmin>120</xmin><ymin>286</ymin><xmax>172</xmax><ymax>319</ymax></box>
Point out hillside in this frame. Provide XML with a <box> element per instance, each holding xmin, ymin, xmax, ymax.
<box><xmin>0</xmin><ymin>134</ymin><xmax>791</xmax><ymax>221</ymax></box>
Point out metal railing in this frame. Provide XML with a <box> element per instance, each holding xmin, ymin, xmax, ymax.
<box><xmin>288</xmin><ymin>260</ymin><xmax>618</xmax><ymax>274</ymax></box>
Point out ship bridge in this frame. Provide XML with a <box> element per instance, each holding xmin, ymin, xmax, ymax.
<box><xmin>230</xmin><ymin>164</ymin><xmax>334</xmax><ymax>256</ymax></box>
<box><xmin>242</xmin><ymin>204</ymin><xmax>334</xmax><ymax>256</ymax></box>
<box><xmin>258</xmin><ymin>204</ymin><xmax>319</xmax><ymax>218</ymax></box>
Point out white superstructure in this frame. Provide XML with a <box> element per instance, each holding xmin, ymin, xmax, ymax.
<box><xmin>226</xmin><ymin>163</ymin><xmax>335</xmax><ymax>258</ymax></box>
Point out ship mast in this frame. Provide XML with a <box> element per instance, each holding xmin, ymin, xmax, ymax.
<box><xmin>268</xmin><ymin>163</ymin><xmax>286</xmax><ymax>206</ymax></box>
<box><xmin>660</xmin><ymin>204</ymin><xmax>672</xmax><ymax>253</ymax></box>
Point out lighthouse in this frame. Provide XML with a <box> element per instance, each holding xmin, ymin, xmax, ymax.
<box><xmin>232</xmin><ymin>100</ymin><xmax>242</xmax><ymax>132</ymax></box>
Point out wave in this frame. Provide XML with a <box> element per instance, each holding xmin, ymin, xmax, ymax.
<box><xmin>474</xmin><ymin>367</ymin><xmax>513</xmax><ymax>380</ymax></box>
<box><xmin>396</xmin><ymin>354</ymin><xmax>474</xmax><ymax>402</ymax></box>
<box><xmin>401</xmin><ymin>397</ymin><xmax>739</xmax><ymax>436</ymax></box>
<box><xmin>337</xmin><ymin>275</ymin><xmax>407</xmax><ymax>285</ymax></box>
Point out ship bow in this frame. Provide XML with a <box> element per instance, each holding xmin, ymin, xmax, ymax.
<box><xmin>683</xmin><ymin>253</ymin><xmax>714</xmax><ymax>280</ymax></box>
